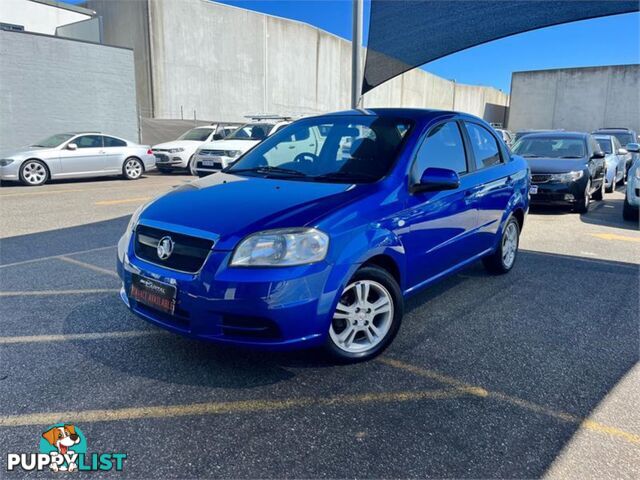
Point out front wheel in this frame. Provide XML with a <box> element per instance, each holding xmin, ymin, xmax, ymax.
<box><xmin>575</xmin><ymin>180</ymin><xmax>591</xmax><ymax>214</ymax></box>
<box><xmin>326</xmin><ymin>266</ymin><xmax>403</xmax><ymax>362</ymax></box>
<box><xmin>123</xmin><ymin>157</ymin><xmax>143</xmax><ymax>180</ymax></box>
<box><xmin>606</xmin><ymin>172</ymin><xmax>616</xmax><ymax>193</ymax></box>
<box><xmin>592</xmin><ymin>177</ymin><xmax>604</xmax><ymax>201</ymax></box>
<box><xmin>19</xmin><ymin>160</ymin><xmax>49</xmax><ymax>186</ymax></box>
<box><xmin>482</xmin><ymin>216</ymin><xmax>520</xmax><ymax>274</ymax></box>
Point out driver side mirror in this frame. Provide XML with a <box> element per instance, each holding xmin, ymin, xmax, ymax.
<box><xmin>591</xmin><ymin>151</ymin><xmax>605</xmax><ymax>159</ymax></box>
<box><xmin>626</xmin><ymin>143</ymin><xmax>640</xmax><ymax>153</ymax></box>
<box><xmin>412</xmin><ymin>167</ymin><xmax>460</xmax><ymax>194</ymax></box>
<box><xmin>67</xmin><ymin>143</ymin><xmax>77</xmax><ymax>150</ymax></box>
<box><xmin>617</xmin><ymin>148</ymin><xmax>628</xmax><ymax>155</ymax></box>
<box><xmin>212</xmin><ymin>133</ymin><xmax>223</xmax><ymax>140</ymax></box>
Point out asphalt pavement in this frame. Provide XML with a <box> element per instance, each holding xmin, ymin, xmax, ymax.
<box><xmin>0</xmin><ymin>172</ymin><xmax>638</xmax><ymax>478</ymax></box>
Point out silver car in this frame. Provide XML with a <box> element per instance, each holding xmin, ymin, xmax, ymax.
<box><xmin>594</xmin><ymin>134</ymin><xmax>629</xmax><ymax>192</ymax></box>
<box><xmin>0</xmin><ymin>132</ymin><xmax>156</xmax><ymax>186</ymax></box>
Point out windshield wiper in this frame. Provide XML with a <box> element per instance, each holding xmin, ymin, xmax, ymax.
<box><xmin>229</xmin><ymin>166</ymin><xmax>308</xmax><ymax>177</ymax></box>
<box><xmin>521</xmin><ymin>154</ymin><xmax>542</xmax><ymax>158</ymax></box>
<box><xmin>559</xmin><ymin>155</ymin><xmax>584</xmax><ymax>159</ymax></box>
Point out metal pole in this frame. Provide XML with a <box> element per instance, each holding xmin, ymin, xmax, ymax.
<box><xmin>351</xmin><ymin>0</ymin><xmax>363</xmax><ymax>109</ymax></box>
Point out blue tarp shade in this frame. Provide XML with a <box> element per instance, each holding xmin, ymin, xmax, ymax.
<box><xmin>363</xmin><ymin>0</ymin><xmax>639</xmax><ymax>93</ymax></box>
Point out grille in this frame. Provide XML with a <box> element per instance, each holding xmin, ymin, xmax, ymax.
<box><xmin>197</xmin><ymin>161</ymin><xmax>223</xmax><ymax>170</ymax></box>
<box><xmin>199</xmin><ymin>149</ymin><xmax>227</xmax><ymax>156</ymax></box>
<box><xmin>531</xmin><ymin>174</ymin><xmax>552</xmax><ymax>184</ymax></box>
<box><xmin>134</xmin><ymin>225</ymin><xmax>213</xmax><ymax>273</ymax></box>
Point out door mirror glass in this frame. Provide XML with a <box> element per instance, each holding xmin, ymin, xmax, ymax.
<box><xmin>67</xmin><ymin>143</ymin><xmax>77</xmax><ymax>150</ymax></box>
<box><xmin>617</xmin><ymin>148</ymin><xmax>628</xmax><ymax>155</ymax></box>
<box><xmin>626</xmin><ymin>143</ymin><xmax>640</xmax><ymax>153</ymax></box>
<box><xmin>413</xmin><ymin>167</ymin><xmax>460</xmax><ymax>193</ymax></box>
<box><xmin>212</xmin><ymin>133</ymin><xmax>223</xmax><ymax>140</ymax></box>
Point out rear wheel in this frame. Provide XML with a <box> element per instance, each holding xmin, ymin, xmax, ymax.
<box><xmin>606</xmin><ymin>171</ymin><xmax>616</xmax><ymax>193</ymax></box>
<box><xmin>19</xmin><ymin>160</ymin><xmax>49</xmax><ymax>186</ymax></box>
<box><xmin>482</xmin><ymin>216</ymin><xmax>520</xmax><ymax>274</ymax></box>
<box><xmin>123</xmin><ymin>157</ymin><xmax>143</xmax><ymax>180</ymax></box>
<box><xmin>326</xmin><ymin>266</ymin><xmax>403</xmax><ymax>362</ymax></box>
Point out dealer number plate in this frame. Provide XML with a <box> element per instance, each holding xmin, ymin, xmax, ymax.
<box><xmin>130</xmin><ymin>274</ymin><xmax>176</xmax><ymax>315</ymax></box>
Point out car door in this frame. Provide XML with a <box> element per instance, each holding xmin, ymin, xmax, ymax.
<box><xmin>462</xmin><ymin>121</ymin><xmax>515</xmax><ymax>252</ymax></box>
<box><xmin>102</xmin><ymin>136</ymin><xmax>128</xmax><ymax>172</ymax></box>
<box><xmin>58</xmin><ymin>135</ymin><xmax>106</xmax><ymax>176</ymax></box>
<box><xmin>400</xmin><ymin>120</ymin><xmax>479</xmax><ymax>289</ymax></box>
<box><xmin>588</xmin><ymin>136</ymin><xmax>606</xmax><ymax>190</ymax></box>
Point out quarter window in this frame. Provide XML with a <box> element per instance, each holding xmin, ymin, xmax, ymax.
<box><xmin>103</xmin><ymin>136</ymin><xmax>126</xmax><ymax>147</ymax></box>
<box><xmin>411</xmin><ymin>121</ymin><xmax>468</xmax><ymax>182</ymax></box>
<box><xmin>73</xmin><ymin>135</ymin><xmax>103</xmax><ymax>149</ymax></box>
<box><xmin>465</xmin><ymin>123</ymin><xmax>502</xmax><ymax>170</ymax></box>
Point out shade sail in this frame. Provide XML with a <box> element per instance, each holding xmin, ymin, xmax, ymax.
<box><xmin>363</xmin><ymin>0</ymin><xmax>639</xmax><ymax>93</ymax></box>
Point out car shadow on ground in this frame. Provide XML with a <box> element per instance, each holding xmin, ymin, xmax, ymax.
<box><xmin>580</xmin><ymin>197</ymin><xmax>639</xmax><ymax>231</ymax></box>
<box><xmin>3</xmin><ymin>216</ymin><xmax>639</xmax><ymax>477</ymax></box>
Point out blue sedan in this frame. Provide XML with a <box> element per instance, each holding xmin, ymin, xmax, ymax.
<box><xmin>117</xmin><ymin>109</ymin><xmax>530</xmax><ymax>361</ymax></box>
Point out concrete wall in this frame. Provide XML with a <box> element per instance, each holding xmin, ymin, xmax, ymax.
<box><xmin>0</xmin><ymin>0</ymin><xmax>92</xmax><ymax>35</ymax></box>
<box><xmin>0</xmin><ymin>30</ymin><xmax>138</xmax><ymax>150</ymax></box>
<box><xmin>508</xmin><ymin>65</ymin><xmax>640</xmax><ymax>134</ymax></box>
<box><xmin>87</xmin><ymin>0</ymin><xmax>508</xmax><ymax>123</ymax></box>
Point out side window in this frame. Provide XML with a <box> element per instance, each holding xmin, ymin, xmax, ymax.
<box><xmin>465</xmin><ymin>123</ymin><xmax>502</xmax><ymax>170</ymax></box>
<box><xmin>103</xmin><ymin>136</ymin><xmax>126</xmax><ymax>148</ymax></box>
<box><xmin>411</xmin><ymin>121</ymin><xmax>467</xmax><ymax>182</ymax></box>
<box><xmin>73</xmin><ymin>135</ymin><xmax>103</xmax><ymax>149</ymax></box>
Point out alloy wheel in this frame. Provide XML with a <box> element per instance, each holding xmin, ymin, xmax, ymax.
<box><xmin>329</xmin><ymin>280</ymin><xmax>394</xmax><ymax>354</ymax></box>
<box><xmin>125</xmin><ymin>159</ymin><xmax>142</xmax><ymax>179</ymax></box>
<box><xmin>502</xmin><ymin>222</ymin><xmax>518</xmax><ymax>269</ymax></box>
<box><xmin>22</xmin><ymin>161</ymin><xmax>47</xmax><ymax>185</ymax></box>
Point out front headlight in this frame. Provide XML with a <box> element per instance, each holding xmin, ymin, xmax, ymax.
<box><xmin>126</xmin><ymin>204</ymin><xmax>145</xmax><ymax>235</ymax></box>
<box><xmin>549</xmin><ymin>170</ymin><xmax>584</xmax><ymax>183</ymax></box>
<box><xmin>169</xmin><ymin>148</ymin><xmax>185</xmax><ymax>153</ymax></box>
<box><xmin>0</xmin><ymin>159</ymin><xmax>14</xmax><ymax>167</ymax></box>
<box><xmin>226</xmin><ymin>150</ymin><xmax>242</xmax><ymax>158</ymax></box>
<box><xmin>231</xmin><ymin>228</ymin><xmax>329</xmax><ymax>267</ymax></box>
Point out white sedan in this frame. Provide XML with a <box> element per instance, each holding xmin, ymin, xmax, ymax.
<box><xmin>0</xmin><ymin>132</ymin><xmax>155</xmax><ymax>186</ymax></box>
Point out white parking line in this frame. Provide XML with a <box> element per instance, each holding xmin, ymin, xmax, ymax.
<box><xmin>0</xmin><ymin>330</ymin><xmax>165</xmax><ymax>345</ymax></box>
<box><xmin>0</xmin><ymin>288</ymin><xmax>119</xmax><ymax>297</ymax></box>
<box><xmin>58</xmin><ymin>256</ymin><xmax>119</xmax><ymax>278</ymax></box>
<box><xmin>0</xmin><ymin>245</ymin><xmax>116</xmax><ymax>269</ymax></box>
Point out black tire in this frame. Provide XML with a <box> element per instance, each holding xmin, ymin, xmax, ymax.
<box><xmin>122</xmin><ymin>157</ymin><xmax>144</xmax><ymax>180</ymax></box>
<box><xmin>623</xmin><ymin>196</ymin><xmax>638</xmax><ymax>221</ymax></box>
<box><xmin>325</xmin><ymin>265</ymin><xmax>403</xmax><ymax>363</ymax></box>
<box><xmin>19</xmin><ymin>159</ymin><xmax>49</xmax><ymax>186</ymax></box>
<box><xmin>482</xmin><ymin>215</ymin><xmax>520</xmax><ymax>274</ymax></box>
<box><xmin>186</xmin><ymin>155</ymin><xmax>194</xmax><ymax>172</ymax></box>
<box><xmin>592</xmin><ymin>177</ymin><xmax>604</xmax><ymax>201</ymax></box>
<box><xmin>617</xmin><ymin>172</ymin><xmax>626</xmax><ymax>187</ymax></box>
<box><xmin>575</xmin><ymin>180</ymin><xmax>591</xmax><ymax>214</ymax></box>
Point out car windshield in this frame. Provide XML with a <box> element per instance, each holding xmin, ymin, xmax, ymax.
<box><xmin>227</xmin><ymin>116</ymin><xmax>412</xmax><ymax>183</ymax></box>
<box><xmin>30</xmin><ymin>133</ymin><xmax>75</xmax><ymax>148</ymax></box>
<box><xmin>605</xmin><ymin>132</ymin><xmax>634</xmax><ymax>146</ymax></box>
<box><xmin>178</xmin><ymin>128</ymin><xmax>213</xmax><ymax>141</ymax></box>
<box><xmin>595</xmin><ymin>138</ymin><xmax>613</xmax><ymax>154</ymax></box>
<box><xmin>512</xmin><ymin>136</ymin><xmax>586</xmax><ymax>159</ymax></box>
<box><xmin>226</xmin><ymin>123</ymin><xmax>274</xmax><ymax>140</ymax></box>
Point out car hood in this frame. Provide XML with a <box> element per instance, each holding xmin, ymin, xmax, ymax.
<box><xmin>0</xmin><ymin>146</ymin><xmax>51</xmax><ymax>159</ymax></box>
<box><xmin>525</xmin><ymin>157</ymin><xmax>588</xmax><ymax>173</ymax></box>
<box><xmin>138</xmin><ymin>173</ymin><xmax>371</xmax><ymax>250</ymax></box>
<box><xmin>152</xmin><ymin>140</ymin><xmax>202</xmax><ymax>150</ymax></box>
<box><xmin>198</xmin><ymin>139</ymin><xmax>259</xmax><ymax>153</ymax></box>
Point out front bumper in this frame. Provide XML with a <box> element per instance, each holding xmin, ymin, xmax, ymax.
<box><xmin>0</xmin><ymin>161</ymin><xmax>20</xmax><ymax>180</ymax></box>
<box><xmin>153</xmin><ymin>151</ymin><xmax>188</xmax><ymax>169</ymax></box>
<box><xmin>192</xmin><ymin>155</ymin><xmax>235</xmax><ymax>175</ymax></box>
<box><xmin>530</xmin><ymin>180</ymin><xmax>586</xmax><ymax>206</ymax></box>
<box><xmin>117</xmin><ymin>234</ymin><xmax>343</xmax><ymax>350</ymax></box>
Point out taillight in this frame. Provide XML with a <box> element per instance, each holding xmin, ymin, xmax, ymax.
<box><xmin>147</xmin><ymin>149</ymin><xmax>153</xmax><ymax>155</ymax></box>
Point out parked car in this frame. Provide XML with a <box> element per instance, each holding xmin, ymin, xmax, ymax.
<box><xmin>512</xmin><ymin>132</ymin><xmax>606</xmax><ymax>213</ymax></box>
<box><xmin>592</xmin><ymin>127</ymin><xmax>639</xmax><ymax>175</ymax></box>
<box><xmin>117</xmin><ymin>108</ymin><xmax>529</xmax><ymax>361</ymax></box>
<box><xmin>494</xmin><ymin>128</ymin><xmax>514</xmax><ymax>147</ymax></box>
<box><xmin>152</xmin><ymin>124</ymin><xmax>241</xmax><ymax>173</ymax></box>
<box><xmin>0</xmin><ymin>132</ymin><xmax>155</xmax><ymax>186</ymax></box>
<box><xmin>594</xmin><ymin>134</ymin><xmax>628</xmax><ymax>192</ymax></box>
<box><xmin>623</xmin><ymin>156</ymin><xmax>640</xmax><ymax>221</ymax></box>
<box><xmin>191</xmin><ymin>117</ymin><xmax>296</xmax><ymax>177</ymax></box>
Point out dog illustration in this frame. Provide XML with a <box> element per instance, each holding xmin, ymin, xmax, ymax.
<box><xmin>42</xmin><ymin>424</ymin><xmax>80</xmax><ymax>472</ymax></box>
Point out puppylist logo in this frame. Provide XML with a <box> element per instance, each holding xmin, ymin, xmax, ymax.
<box><xmin>6</xmin><ymin>423</ymin><xmax>127</xmax><ymax>473</ymax></box>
